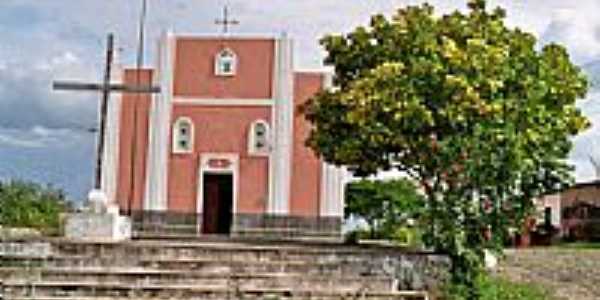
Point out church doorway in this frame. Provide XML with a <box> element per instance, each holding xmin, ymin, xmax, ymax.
<box><xmin>202</xmin><ymin>173</ymin><xmax>233</xmax><ymax>234</ymax></box>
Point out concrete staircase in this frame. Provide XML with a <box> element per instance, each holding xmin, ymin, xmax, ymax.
<box><xmin>0</xmin><ymin>238</ymin><xmax>449</xmax><ymax>300</ymax></box>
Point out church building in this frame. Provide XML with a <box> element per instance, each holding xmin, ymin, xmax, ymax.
<box><xmin>99</xmin><ymin>31</ymin><xmax>347</xmax><ymax>238</ymax></box>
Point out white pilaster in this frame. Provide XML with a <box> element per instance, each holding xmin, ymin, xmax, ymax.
<box><xmin>319</xmin><ymin>164</ymin><xmax>346</xmax><ymax>217</ymax></box>
<box><xmin>319</xmin><ymin>71</ymin><xmax>347</xmax><ymax>217</ymax></box>
<box><xmin>144</xmin><ymin>30</ymin><xmax>174</xmax><ymax>211</ymax></box>
<box><xmin>269</xmin><ymin>34</ymin><xmax>294</xmax><ymax>215</ymax></box>
<box><xmin>100</xmin><ymin>47</ymin><xmax>123</xmax><ymax>204</ymax></box>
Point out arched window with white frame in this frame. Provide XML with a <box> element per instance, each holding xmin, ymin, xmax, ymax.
<box><xmin>215</xmin><ymin>48</ymin><xmax>237</xmax><ymax>76</ymax></box>
<box><xmin>172</xmin><ymin>117</ymin><xmax>194</xmax><ymax>154</ymax></box>
<box><xmin>248</xmin><ymin>120</ymin><xmax>270</xmax><ymax>156</ymax></box>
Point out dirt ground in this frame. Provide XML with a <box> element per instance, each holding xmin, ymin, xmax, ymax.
<box><xmin>495</xmin><ymin>248</ymin><xmax>600</xmax><ymax>300</ymax></box>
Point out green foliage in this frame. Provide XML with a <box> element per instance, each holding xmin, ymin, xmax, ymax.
<box><xmin>304</xmin><ymin>0</ymin><xmax>589</xmax><ymax>295</ymax></box>
<box><xmin>0</xmin><ymin>180</ymin><xmax>70</xmax><ymax>234</ymax></box>
<box><xmin>443</xmin><ymin>273</ymin><xmax>554</xmax><ymax>300</ymax></box>
<box><xmin>345</xmin><ymin>178</ymin><xmax>425</xmax><ymax>239</ymax></box>
<box><xmin>391</xmin><ymin>225</ymin><xmax>423</xmax><ymax>246</ymax></box>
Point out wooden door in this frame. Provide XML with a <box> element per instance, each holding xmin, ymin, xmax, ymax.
<box><xmin>202</xmin><ymin>174</ymin><xmax>233</xmax><ymax>234</ymax></box>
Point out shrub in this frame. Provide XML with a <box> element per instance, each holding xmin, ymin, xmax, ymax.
<box><xmin>345</xmin><ymin>178</ymin><xmax>425</xmax><ymax>240</ymax></box>
<box><xmin>0</xmin><ymin>180</ymin><xmax>71</xmax><ymax>235</ymax></box>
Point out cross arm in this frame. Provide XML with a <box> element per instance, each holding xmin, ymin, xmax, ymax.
<box><xmin>53</xmin><ymin>81</ymin><xmax>161</xmax><ymax>94</ymax></box>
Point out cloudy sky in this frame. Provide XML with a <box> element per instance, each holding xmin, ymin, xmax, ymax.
<box><xmin>1</xmin><ymin>0</ymin><xmax>599</xmax><ymax>201</ymax></box>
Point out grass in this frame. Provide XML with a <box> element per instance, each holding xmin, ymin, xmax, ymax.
<box><xmin>555</xmin><ymin>242</ymin><xmax>600</xmax><ymax>249</ymax></box>
<box><xmin>479</xmin><ymin>276</ymin><xmax>556</xmax><ymax>300</ymax></box>
<box><xmin>442</xmin><ymin>274</ymin><xmax>556</xmax><ymax>300</ymax></box>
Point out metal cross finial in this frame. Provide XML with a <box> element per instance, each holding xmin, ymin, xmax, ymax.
<box><xmin>215</xmin><ymin>5</ymin><xmax>239</xmax><ymax>34</ymax></box>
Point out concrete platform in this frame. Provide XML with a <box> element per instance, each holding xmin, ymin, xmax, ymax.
<box><xmin>64</xmin><ymin>213</ymin><xmax>131</xmax><ymax>242</ymax></box>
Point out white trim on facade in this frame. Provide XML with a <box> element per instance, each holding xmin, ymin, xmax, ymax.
<box><xmin>295</xmin><ymin>67</ymin><xmax>335</xmax><ymax>74</ymax></box>
<box><xmin>144</xmin><ymin>30</ymin><xmax>175</xmax><ymax>212</ymax></box>
<box><xmin>267</xmin><ymin>38</ymin><xmax>279</xmax><ymax>216</ymax></box>
<box><xmin>214</xmin><ymin>48</ymin><xmax>237</xmax><ymax>76</ymax></box>
<box><xmin>174</xmin><ymin>32</ymin><xmax>280</xmax><ymax>40</ymax></box>
<box><xmin>248</xmin><ymin>119</ymin><xmax>271</xmax><ymax>157</ymax></box>
<box><xmin>172</xmin><ymin>97</ymin><xmax>273</xmax><ymax>106</ymax></box>
<box><xmin>172</xmin><ymin>117</ymin><xmax>194</xmax><ymax>154</ymax></box>
<box><xmin>268</xmin><ymin>34</ymin><xmax>294</xmax><ymax>215</ymax></box>
<box><xmin>196</xmin><ymin>153</ymin><xmax>240</xmax><ymax>232</ymax></box>
<box><xmin>322</xmin><ymin>70</ymin><xmax>334</xmax><ymax>92</ymax></box>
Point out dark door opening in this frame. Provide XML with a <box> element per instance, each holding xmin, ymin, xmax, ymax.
<box><xmin>202</xmin><ymin>173</ymin><xmax>233</xmax><ymax>234</ymax></box>
<box><xmin>544</xmin><ymin>207</ymin><xmax>552</xmax><ymax>227</ymax></box>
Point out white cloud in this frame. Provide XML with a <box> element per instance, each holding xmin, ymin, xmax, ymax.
<box><xmin>538</xmin><ymin>2</ymin><xmax>600</xmax><ymax>63</ymax></box>
<box><xmin>0</xmin><ymin>132</ymin><xmax>44</xmax><ymax>148</ymax></box>
<box><xmin>0</xmin><ymin>51</ymin><xmax>98</xmax><ymax>130</ymax></box>
<box><xmin>0</xmin><ymin>126</ymin><xmax>91</xmax><ymax>149</ymax></box>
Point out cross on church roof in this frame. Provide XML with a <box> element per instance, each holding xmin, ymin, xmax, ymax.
<box><xmin>215</xmin><ymin>5</ymin><xmax>239</xmax><ymax>34</ymax></box>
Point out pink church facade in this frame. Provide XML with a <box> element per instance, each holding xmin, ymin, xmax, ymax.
<box><xmin>100</xmin><ymin>32</ymin><xmax>346</xmax><ymax>237</ymax></box>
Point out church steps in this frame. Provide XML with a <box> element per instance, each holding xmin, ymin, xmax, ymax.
<box><xmin>7</xmin><ymin>290</ymin><xmax>429</xmax><ymax>300</ymax></box>
<box><xmin>3</xmin><ymin>256</ymin><xmax>382</xmax><ymax>275</ymax></box>
<box><xmin>2</xmin><ymin>239</ymin><xmax>448</xmax><ymax>300</ymax></box>
<box><xmin>1</xmin><ymin>269</ymin><xmax>394</xmax><ymax>288</ymax></box>
<box><xmin>2</xmin><ymin>262</ymin><xmax>390</xmax><ymax>280</ymax></box>
<box><xmin>138</xmin><ymin>260</ymin><xmax>347</xmax><ymax>275</ymax></box>
<box><xmin>47</xmin><ymin>238</ymin><xmax>413</xmax><ymax>253</ymax></box>
<box><xmin>6</xmin><ymin>282</ymin><xmax>425</xmax><ymax>300</ymax></box>
<box><xmin>0</xmin><ymin>266</ymin><xmax>360</xmax><ymax>278</ymax></box>
<box><xmin>134</xmin><ymin>231</ymin><xmax>343</xmax><ymax>241</ymax></box>
<box><xmin>4</xmin><ymin>287</ymin><xmax>428</xmax><ymax>300</ymax></box>
<box><xmin>2</xmin><ymin>275</ymin><xmax>394</xmax><ymax>291</ymax></box>
<box><xmin>4</xmin><ymin>250</ymin><xmax>412</xmax><ymax>274</ymax></box>
<box><xmin>17</xmin><ymin>238</ymin><xmax>425</xmax><ymax>260</ymax></box>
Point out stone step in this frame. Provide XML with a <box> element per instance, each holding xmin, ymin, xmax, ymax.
<box><xmin>140</xmin><ymin>260</ymin><xmax>345</xmax><ymax>275</ymax></box>
<box><xmin>4</xmin><ymin>238</ymin><xmax>415</xmax><ymax>257</ymax></box>
<box><xmin>2</xmin><ymin>269</ymin><xmax>394</xmax><ymax>292</ymax></box>
<box><xmin>50</xmin><ymin>239</ymin><xmax>410</xmax><ymax>256</ymax></box>
<box><xmin>138</xmin><ymin>257</ymin><xmax>388</xmax><ymax>274</ymax></box>
<box><xmin>5</xmin><ymin>239</ymin><xmax>423</xmax><ymax>269</ymax></box>
<box><xmin>2</xmin><ymin>256</ymin><xmax>389</xmax><ymax>276</ymax></box>
<box><xmin>3</xmin><ymin>281</ymin><xmax>427</xmax><ymax>300</ymax></box>
<box><xmin>3</xmin><ymin>252</ymin><xmax>402</xmax><ymax>270</ymax></box>
<box><xmin>2</xmin><ymin>259</ymin><xmax>380</xmax><ymax>276</ymax></box>
<box><xmin>134</xmin><ymin>232</ymin><xmax>343</xmax><ymax>243</ymax></box>
<box><xmin>4</xmin><ymin>290</ymin><xmax>428</xmax><ymax>300</ymax></box>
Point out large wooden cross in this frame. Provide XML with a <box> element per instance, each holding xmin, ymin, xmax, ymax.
<box><xmin>215</xmin><ymin>5</ymin><xmax>239</xmax><ymax>34</ymax></box>
<box><xmin>53</xmin><ymin>33</ymin><xmax>160</xmax><ymax>190</ymax></box>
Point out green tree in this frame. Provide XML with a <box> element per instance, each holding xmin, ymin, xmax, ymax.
<box><xmin>0</xmin><ymin>180</ymin><xmax>70</xmax><ymax>234</ymax></box>
<box><xmin>304</xmin><ymin>0</ymin><xmax>588</xmax><ymax>296</ymax></box>
<box><xmin>345</xmin><ymin>178</ymin><xmax>424</xmax><ymax>239</ymax></box>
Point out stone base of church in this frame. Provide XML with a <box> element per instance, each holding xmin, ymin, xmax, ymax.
<box><xmin>129</xmin><ymin>211</ymin><xmax>199</xmax><ymax>235</ymax></box>
<box><xmin>233</xmin><ymin>214</ymin><xmax>341</xmax><ymax>239</ymax></box>
<box><xmin>127</xmin><ymin>210</ymin><xmax>342</xmax><ymax>240</ymax></box>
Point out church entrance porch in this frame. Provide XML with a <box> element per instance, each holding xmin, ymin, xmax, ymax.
<box><xmin>202</xmin><ymin>173</ymin><xmax>233</xmax><ymax>234</ymax></box>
